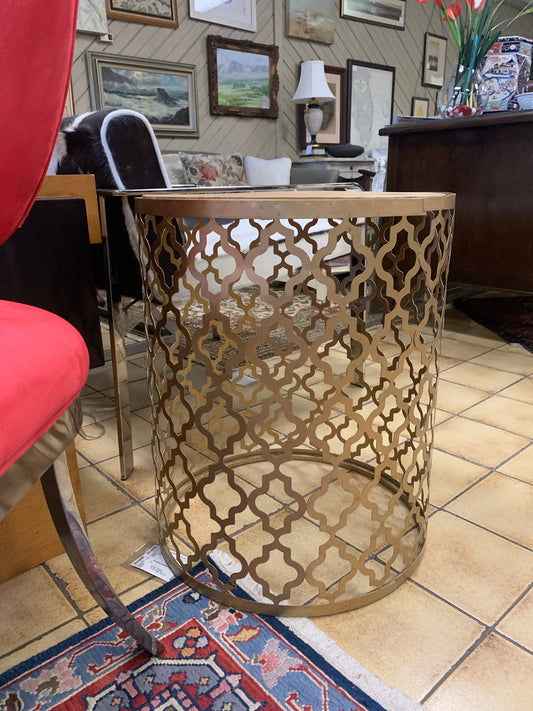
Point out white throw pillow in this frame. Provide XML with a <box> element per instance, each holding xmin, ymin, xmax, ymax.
<box><xmin>244</xmin><ymin>156</ymin><xmax>292</xmax><ymax>186</ymax></box>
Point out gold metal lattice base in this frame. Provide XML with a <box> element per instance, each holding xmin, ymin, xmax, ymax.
<box><xmin>136</xmin><ymin>190</ymin><xmax>455</xmax><ymax>616</ymax></box>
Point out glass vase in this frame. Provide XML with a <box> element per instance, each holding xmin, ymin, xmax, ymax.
<box><xmin>437</xmin><ymin>63</ymin><xmax>490</xmax><ymax>118</ymax></box>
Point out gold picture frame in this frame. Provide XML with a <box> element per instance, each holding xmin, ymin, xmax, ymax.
<box><xmin>207</xmin><ymin>35</ymin><xmax>279</xmax><ymax>119</ymax></box>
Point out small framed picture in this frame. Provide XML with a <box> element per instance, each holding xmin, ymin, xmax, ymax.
<box><xmin>189</xmin><ymin>0</ymin><xmax>256</xmax><ymax>32</ymax></box>
<box><xmin>286</xmin><ymin>0</ymin><xmax>335</xmax><ymax>44</ymax></box>
<box><xmin>341</xmin><ymin>0</ymin><xmax>406</xmax><ymax>30</ymax></box>
<box><xmin>105</xmin><ymin>0</ymin><xmax>178</xmax><ymax>28</ymax></box>
<box><xmin>411</xmin><ymin>96</ymin><xmax>430</xmax><ymax>118</ymax></box>
<box><xmin>423</xmin><ymin>33</ymin><xmax>447</xmax><ymax>88</ymax></box>
<box><xmin>207</xmin><ymin>35</ymin><xmax>279</xmax><ymax>119</ymax></box>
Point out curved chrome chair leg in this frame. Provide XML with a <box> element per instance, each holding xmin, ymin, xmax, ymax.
<box><xmin>41</xmin><ymin>452</ymin><xmax>161</xmax><ymax>656</ymax></box>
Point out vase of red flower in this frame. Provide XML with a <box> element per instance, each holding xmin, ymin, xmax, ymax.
<box><xmin>416</xmin><ymin>0</ymin><xmax>533</xmax><ymax>117</ymax></box>
<box><xmin>437</xmin><ymin>62</ymin><xmax>489</xmax><ymax>116</ymax></box>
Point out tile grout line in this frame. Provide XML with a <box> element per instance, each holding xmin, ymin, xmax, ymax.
<box><xmin>420</xmin><ymin>581</ymin><xmax>533</xmax><ymax>705</ymax></box>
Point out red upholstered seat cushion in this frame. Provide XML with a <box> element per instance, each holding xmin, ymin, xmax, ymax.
<box><xmin>0</xmin><ymin>301</ymin><xmax>89</xmax><ymax>476</ymax></box>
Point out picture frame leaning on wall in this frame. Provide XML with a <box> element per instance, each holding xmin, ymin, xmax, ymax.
<box><xmin>411</xmin><ymin>96</ymin><xmax>430</xmax><ymax>118</ymax></box>
<box><xmin>346</xmin><ymin>59</ymin><xmax>395</xmax><ymax>154</ymax></box>
<box><xmin>87</xmin><ymin>52</ymin><xmax>199</xmax><ymax>137</ymax></box>
<box><xmin>207</xmin><ymin>35</ymin><xmax>279</xmax><ymax>119</ymax></box>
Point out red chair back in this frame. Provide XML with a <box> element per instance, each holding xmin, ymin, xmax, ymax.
<box><xmin>0</xmin><ymin>0</ymin><xmax>78</xmax><ymax>242</ymax></box>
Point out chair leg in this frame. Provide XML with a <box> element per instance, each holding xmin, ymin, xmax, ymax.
<box><xmin>41</xmin><ymin>452</ymin><xmax>160</xmax><ymax>655</ymax></box>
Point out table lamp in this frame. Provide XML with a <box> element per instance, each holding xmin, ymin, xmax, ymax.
<box><xmin>292</xmin><ymin>60</ymin><xmax>334</xmax><ymax>155</ymax></box>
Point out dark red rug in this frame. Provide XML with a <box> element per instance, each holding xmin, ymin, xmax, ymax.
<box><xmin>454</xmin><ymin>297</ymin><xmax>533</xmax><ymax>354</ymax></box>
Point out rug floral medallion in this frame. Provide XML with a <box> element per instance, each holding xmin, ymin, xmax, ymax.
<box><xmin>0</xmin><ymin>570</ymin><xmax>390</xmax><ymax>711</ymax></box>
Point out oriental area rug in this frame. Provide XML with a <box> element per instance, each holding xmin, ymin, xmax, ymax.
<box><xmin>454</xmin><ymin>296</ymin><xmax>533</xmax><ymax>354</ymax></box>
<box><xmin>0</xmin><ymin>567</ymin><xmax>421</xmax><ymax>711</ymax></box>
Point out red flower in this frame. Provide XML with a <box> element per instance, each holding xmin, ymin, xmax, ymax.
<box><xmin>446</xmin><ymin>2</ymin><xmax>462</xmax><ymax>21</ymax></box>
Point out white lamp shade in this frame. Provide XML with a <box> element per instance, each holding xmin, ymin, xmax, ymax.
<box><xmin>292</xmin><ymin>60</ymin><xmax>335</xmax><ymax>104</ymax></box>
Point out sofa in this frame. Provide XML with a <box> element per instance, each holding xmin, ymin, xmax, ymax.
<box><xmin>160</xmin><ymin>151</ymin><xmax>341</xmax><ymax>188</ymax></box>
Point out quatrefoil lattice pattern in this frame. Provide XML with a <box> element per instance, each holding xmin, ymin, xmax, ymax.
<box><xmin>136</xmin><ymin>191</ymin><xmax>455</xmax><ymax>616</ymax></box>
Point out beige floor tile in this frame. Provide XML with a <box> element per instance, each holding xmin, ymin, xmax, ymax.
<box><xmin>81</xmin><ymin>391</ymin><xmax>116</xmax><ymax>423</ymax></box>
<box><xmin>103</xmin><ymin>376</ymin><xmax>151</xmax><ymax>410</ymax></box>
<box><xmin>424</xmin><ymin>634</ymin><xmax>533</xmax><ymax>711</ymax></box>
<box><xmin>442</xmin><ymin>326</ymin><xmax>504</xmax><ymax>350</ymax></box>
<box><xmin>498</xmin><ymin>342</ymin><xmax>531</xmax><ymax>354</ymax></box>
<box><xmin>499</xmin><ymin>376</ymin><xmax>533</xmax><ymax>404</ymax></box>
<box><xmin>436</xmin><ymin>380</ymin><xmax>488</xmax><ymax>414</ymax></box>
<box><xmin>412</xmin><ymin>511</ymin><xmax>533</xmax><ymax>624</ymax></box>
<box><xmin>429</xmin><ymin>450</ymin><xmax>488</xmax><ymax>507</ymax></box>
<box><xmin>470</xmin><ymin>348</ymin><xmax>533</xmax><ymax>376</ymax></box>
<box><xmin>437</xmin><ymin>355</ymin><xmax>460</xmax><ymax>372</ymax></box>
<box><xmin>446</xmin><ymin>472</ymin><xmax>533</xmax><ymax>548</ymax></box>
<box><xmin>0</xmin><ymin>619</ymin><xmax>86</xmax><ymax>674</ymax></box>
<box><xmin>440</xmin><ymin>362</ymin><xmax>521</xmax><ymax>392</ymax></box>
<box><xmin>75</xmin><ymin>413</ymin><xmax>153</xmax><ymax>463</ymax></box>
<box><xmin>313</xmin><ymin>581</ymin><xmax>482</xmax><ymax>701</ymax></box>
<box><xmin>465</xmin><ymin>395</ymin><xmax>533</xmax><ymax>438</ymax></box>
<box><xmin>439</xmin><ymin>339</ymin><xmax>491</xmax><ymax>361</ymax></box>
<box><xmin>98</xmin><ymin>444</ymin><xmax>158</xmax><ymax>501</ymax></box>
<box><xmin>497</xmin><ymin>443</ymin><xmax>533</xmax><ymax>484</ymax></box>
<box><xmin>79</xmin><ymin>466</ymin><xmax>132</xmax><ymax>522</ymax></box>
<box><xmin>433</xmin><ymin>409</ymin><xmax>452</xmax><ymax>426</ymax></box>
<box><xmin>500</xmin><ymin>375</ymin><xmax>533</xmax><ymax>405</ymax></box>
<box><xmin>0</xmin><ymin>568</ymin><xmax>77</xmax><ymax>658</ymax></box>
<box><xmin>434</xmin><ymin>416</ymin><xmax>529</xmax><ymax>468</ymax></box>
<box><xmin>497</xmin><ymin>588</ymin><xmax>533</xmax><ymax>652</ymax></box>
<box><xmin>47</xmin><ymin>506</ymin><xmax>159</xmax><ymax>611</ymax></box>
<box><xmin>85</xmin><ymin>363</ymin><xmax>114</xmax><ymax>391</ymax></box>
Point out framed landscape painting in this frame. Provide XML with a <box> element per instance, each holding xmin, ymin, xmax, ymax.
<box><xmin>189</xmin><ymin>0</ymin><xmax>256</xmax><ymax>32</ymax></box>
<box><xmin>105</xmin><ymin>0</ymin><xmax>178</xmax><ymax>27</ymax></box>
<box><xmin>207</xmin><ymin>35</ymin><xmax>279</xmax><ymax>118</ymax></box>
<box><xmin>299</xmin><ymin>65</ymin><xmax>346</xmax><ymax>150</ymax></box>
<box><xmin>346</xmin><ymin>59</ymin><xmax>395</xmax><ymax>153</ymax></box>
<box><xmin>286</xmin><ymin>0</ymin><xmax>335</xmax><ymax>45</ymax></box>
<box><xmin>87</xmin><ymin>53</ymin><xmax>198</xmax><ymax>137</ymax></box>
<box><xmin>341</xmin><ymin>0</ymin><xmax>406</xmax><ymax>30</ymax></box>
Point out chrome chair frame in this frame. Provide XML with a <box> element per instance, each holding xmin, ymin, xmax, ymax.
<box><xmin>0</xmin><ymin>398</ymin><xmax>160</xmax><ymax>655</ymax></box>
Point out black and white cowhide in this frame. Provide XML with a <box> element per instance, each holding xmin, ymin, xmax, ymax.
<box><xmin>47</xmin><ymin>109</ymin><xmax>168</xmax><ymax>299</ymax></box>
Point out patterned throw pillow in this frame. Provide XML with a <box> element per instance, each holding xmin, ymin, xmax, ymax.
<box><xmin>179</xmin><ymin>152</ymin><xmax>246</xmax><ymax>186</ymax></box>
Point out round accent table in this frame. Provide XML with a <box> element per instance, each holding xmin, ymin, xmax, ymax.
<box><xmin>135</xmin><ymin>190</ymin><xmax>455</xmax><ymax>617</ymax></box>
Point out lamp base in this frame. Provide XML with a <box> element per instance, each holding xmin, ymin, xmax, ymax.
<box><xmin>303</xmin><ymin>144</ymin><xmax>326</xmax><ymax>156</ymax></box>
<box><xmin>304</xmin><ymin>103</ymin><xmax>325</xmax><ymax>155</ymax></box>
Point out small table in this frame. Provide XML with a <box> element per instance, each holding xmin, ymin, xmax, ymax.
<box><xmin>135</xmin><ymin>190</ymin><xmax>455</xmax><ymax>616</ymax></box>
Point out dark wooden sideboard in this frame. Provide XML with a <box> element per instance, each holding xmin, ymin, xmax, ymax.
<box><xmin>380</xmin><ymin>111</ymin><xmax>533</xmax><ymax>292</ymax></box>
